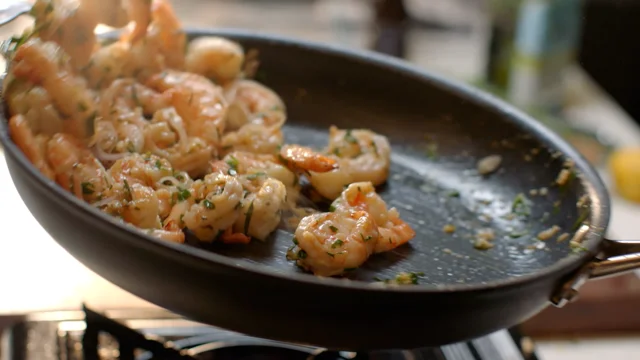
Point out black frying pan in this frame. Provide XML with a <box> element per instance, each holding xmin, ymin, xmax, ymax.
<box><xmin>1</xmin><ymin>29</ymin><xmax>640</xmax><ymax>351</ymax></box>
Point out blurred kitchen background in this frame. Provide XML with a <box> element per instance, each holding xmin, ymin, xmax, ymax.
<box><xmin>2</xmin><ymin>0</ymin><xmax>640</xmax><ymax>359</ymax></box>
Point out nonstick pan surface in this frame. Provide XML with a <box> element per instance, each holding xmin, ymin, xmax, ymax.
<box><xmin>0</xmin><ymin>29</ymin><xmax>615</xmax><ymax>350</ymax></box>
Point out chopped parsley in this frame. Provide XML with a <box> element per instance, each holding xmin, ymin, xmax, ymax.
<box><xmin>123</xmin><ymin>179</ymin><xmax>132</xmax><ymax>201</ymax></box>
<box><xmin>297</xmin><ymin>249</ymin><xmax>308</xmax><ymax>259</ymax></box>
<box><xmin>81</xmin><ymin>182</ymin><xmax>94</xmax><ymax>195</ymax></box>
<box><xmin>344</xmin><ymin>129</ymin><xmax>357</xmax><ymax>144</ymax></box>
<box><xmin>176</xmin><ymin>187</ymin><xmax>191</xmax><ymax>202</ymax></box>
<box><xmin>360</xmin><ymin>233</ymin><xmax>372</xmax><ymax>242</ymax></box>
<box><xmin>511</xmin><ymin>193</ymin><xmax>531</xmax><ymax>217</ymax></box>
<box><xmin>243</xmin><ymin>201</ymin><xmax>254</xmax><ymax>234</ymax></box>
<box><xmin>331</xmin><ymin>239</ymin><xmax>344</xmax><ymax>248</ymax></box>
<box><xmin>329</xmin><ymin>225</ymin><xmax>338</xmax><ymax>233</ymax></box>
<box><xmin>203</xmin><ymin>199</ymin><xmax>215</xmax><ymax>209</ymax></box>
<box><xmin>246</xmin><ymin>172</ymin><xmax>266</xmax><ymax>180</ymax></box>
<box><xmin>328</xmin><ymin>204</ymin><xmax>336</xmax><ymax>212</ymax></box>
<box><xmin>376</xmin><ymin>272</ymin><xmax>425</xmax><ymax>285</ymax></box>
<box><xmin>155</xmin><ymin>160</ymin><xmax>163</xmax><ymax>169</ymax></box>
<box><xmin>292</xmin><ymin>237</ymin><xmax>299</xmax><ymax>245</ymax></box>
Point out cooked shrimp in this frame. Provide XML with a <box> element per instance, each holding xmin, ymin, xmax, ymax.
<box><xmin>289</xmin><ymin>210</ymin><xmax>379</xmax><ymax>277</ymax></box>
<box><xmin>147</xmin><ymin>70</ymin><xmax>227</xmax><ymax>147</ymax></box>
<box><xmin>309</xmin><ymin>126</ymin><xmax>391</xmax><ymax>200</ymax></box>
<box><xmin>147</xmin><ymin>0</ymin><xmax>186</xmax><ymax>69</ymax></box>
<box><xmin>11</xmin><ymin>39</ymin><xmax>97</xmax><ymax>140</ymax></box>
<box><xmin>233</xmin><ymin>176</ymin><xmax>287</xmax><ymax>241</ymax></box>
<box><xmin>143</xmin><ymin>108</ymin><xmax>215</xmax><ymax>177</ymax></box>
<box><xmin>101</xmin><ymin>79</ymin><xmax>169</xmax><ymax>120</ymax></box>
<box><xmin>182</xmin><ymin>173</ymin><xmax>244</xmax><ymax>242</ymax></box>
<box><xmin>220</xmin><ymin>151</ymin><xmax>297</xmax><ymax>187</ymax></box>
<box><xmin>124</xmin><ymin>0</ymin><xmax>153</xmax><ymax>43</ymax></box>
<box><xmin>220</xmin><ymin>123</ymin><xmax>283</xmax><ymax>156</ymax></box>
<box><xmin>147</xmin><ymin>228</ymin><xmax>185</xmax><ymax>243</ymax></box>
<box><xmin>108</xmin><ymin>153</ymin><xmax>175</xmax><ymax>188</ymax></box>
<box><xmin>82</xmin><ymin>0</ymin><xmax>129</xmax><ymax>28</ymax></box>
<box><xmin>82</xmin><ymin>41</ymin><xmax>131</xmax><ymax>89</ymax></box>
<box><xmin>223</xmin><ymin>79</ymin><xmax>286</xmax><ymax>130</ymax></box>
<box><xmin>47</xmin><ymin>133</ymin><xmax>112</xmax><ymax>203</ymax></box>
<box><xmin>8</xmin><ymin>115</ymin><xmax>55</xmax><ymax>180</ymax></box>
<box><xmin>84</xmin><ymin>38</ymin><xmax>167</xmax><ymax>88</ymax></box>
<box><xmin>331</xmin><ymin>182</ymin><xmax>415</xmax><ymax>253</ymax></box>
<box><xmin>30</xmin><ymin>0</ymin><xmax>97</xmax><ymax>68</ymax></box>
<box><xmin>5</xmin><ymin>80</ymin><xmax>64</xmax><ymax>136</ymax></box>
<box><xmin>186</xmin><ymin>36</ymin><xmax>245</xmax><ymax>84</ymax></box>
<box><xmin>92</xmin><ymin>79</ymin><xmax>170</xmax><ymax>163</ymax></box>
<box><xmin>121</xmin><ymin>182</ymin><xmax>163</xmax><ymax>229</ymax></box>
<box><xmin>279</xmin><ymin>144</ymin><xmax>338</xmax><ymax>173</ymax></box>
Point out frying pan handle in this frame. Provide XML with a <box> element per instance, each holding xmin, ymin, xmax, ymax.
<box><xmin>551</xmin><ymin>238</ymin><xmax>640</xmax><ymax>308</ymax></box>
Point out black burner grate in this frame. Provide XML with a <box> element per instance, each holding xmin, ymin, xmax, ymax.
<box><xmin>2</xmin><ymin>305</ymin><xmax>539</xmax><ymax>360</ymax></box>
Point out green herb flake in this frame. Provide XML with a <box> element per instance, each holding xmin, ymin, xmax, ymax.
<box><xmin>126</xmin><ymin>142</ymin><xmax>136</xmax><ymax>153</ymax></box>
<box><xmin>203</xmin><ymin>199</ymin><xmax>215</xmax><ymax>209</ymax></box>
<box><xmin>226</xmin><ymin>155</ymin><xmax>239</xmax><ymax>170</ymax></box>
<box><xmin>246</xmin><ymin>172</ymin><xmax>266</xmax><ymax>180</ymax></box>
<box><xmin>243</xmin><ymin>201</ymin><xmax>255</xmax><ymax>234</ymax></box>
<box><xmin>344</xmin><ymin>129</ymin><xmax>357</xmax><ymax>144</ymax></box>
<box><xmin>131</xmin><ymin>84</ymin><xmax>141</xmax><ymax>107</ymax></box>
<box><xmin>511</xmin><ymin>193</ymin><xmax>531</xmax><ymax>217</ymax></box>
<box><xmin>155</xmin><ymin>160</ymin><xmax>163</xmax><ymax>169</ymax></box>
<box><xmin>360</xmin><ymin>233</ymin><xmax>373</xmax><ymax>242</ymax></box>
<box><xmin>508</xmin><ymin>230</ymin><xmax>528</xmax><ymax>238</ymax></box>
<box><xmin>331</xmin><ymin>239</ymin><xmax>344</xmax><ymax>248</ymax></box>
<box><xmin>426</xmin><ymin>143</ymin><xmax>438</xmax><ymax>159</ymax></box>
<box><xmin>297</xmin><ymin>249</ymin><xmax>308</xmax><ymax>259</ymax></box>
<box><xmin>123</xmin><ymin>179</ymin><xmax>132</xmax><ymax>200</ymax></box>
<box><xmin>448</xmin><ymin>190</ymin><xmax>460</xmax><ymax>197</ymax></box>
<box><xmin>329</xmin><ymin>225</ymin><xmax>338</xmax><ymax>233</ymax></box>
<box><xmin>329</xmin><ymin>204</ymin><xmax>336</xmax><ymax>212</ymax></box>
<box><xmin>292</xmin><ymin>237</ymin><xmax>299</xmax><ymax>245</ymax></box>
<box><xmin>81</xmin><ymin>182</ymin><xmax>94</xmax><ymax>195</ymax></box>
<box><xmin>572</xmin><ymin>208</ymin><xmax>591</xmax><ymax>231</ymax></box>
<box><xmin>176</xmin><ymin>187</ymin><xmax>191</xmax><ymax>202</ymax></box>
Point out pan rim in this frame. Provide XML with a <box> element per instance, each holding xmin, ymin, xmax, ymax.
<box><xmin>0</xmin><ymin>28</ymin><xmax>610</xmax><ymax>294</ymax></box>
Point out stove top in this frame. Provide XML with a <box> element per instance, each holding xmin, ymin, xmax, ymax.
<box><xmin>1</xmin><ymin>306</ymin><xmax>538</xmax><ymax>360</ymax></box>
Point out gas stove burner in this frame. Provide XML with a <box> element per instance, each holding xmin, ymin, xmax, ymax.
<box><xmin>0</xmin><ymin>305</ymin><xmax>539</xmax><ymax>360</ymax></box>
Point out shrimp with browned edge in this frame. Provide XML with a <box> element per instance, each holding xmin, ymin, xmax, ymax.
<box><xmin>11</xmin><ymin>39</ymin><xmax>97</xmax><ymax>141</ymax></box>
<box><xmin>8</xmin><ymin>115</ymin><xmax>55</xmax><ymax>180</ymax></box>
<box><xmin>223</xmin><ymin>79</ymin><xmax>286</xmax><ymax>130</ymax></box>
<box><xmin>308</xmin><ymin>126</ymin><xmax>391</xmax><ymax>200</ymax></box>
<box><xmin>147</xmin><ymin>70</ymin><xmax>227</xmax><ymax>147</ymax></box>
<box><xmin>279</xmin><ymin>144</ymin><xmax>338</xmax><ymax>173</ymax></box>
<box><xmin>288</xmin><ymin>210</ymin><xmax>379</xmax><ymax>277</ymax></box>
<box><xmin>331</xmin><ymin>182</ymin><xmax>415</xmax><ymax>253</ymax></box>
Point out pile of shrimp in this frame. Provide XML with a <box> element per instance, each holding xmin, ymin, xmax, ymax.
<box><xmin>4</xmin><ymin>0</ymin><xmax>416</xmax><ymax>278</ymax></box>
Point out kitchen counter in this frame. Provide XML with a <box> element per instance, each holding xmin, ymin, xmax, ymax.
<box><xmin>1</xmin><ymin>1</ymin><xmax>640</xmax><ymax>359</ymax></box>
